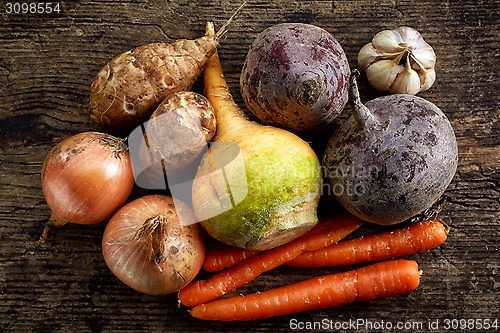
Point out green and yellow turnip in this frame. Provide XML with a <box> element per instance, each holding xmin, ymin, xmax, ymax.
<box><xmin>192</xmin><ymin>23</ymin><xmax>322</xmax><ymax>250</ymax></box>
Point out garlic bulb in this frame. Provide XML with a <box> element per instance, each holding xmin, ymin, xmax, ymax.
<box><xmin>358</xmin><ymin>26</ymin><xmax>436</xmax><ymax>95</ymax></box>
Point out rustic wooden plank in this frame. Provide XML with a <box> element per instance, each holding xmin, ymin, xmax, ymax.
<box><xmin>1</xmin><ymin>0</ymin><xmax>498</xmax><ymax>332</ymax></box>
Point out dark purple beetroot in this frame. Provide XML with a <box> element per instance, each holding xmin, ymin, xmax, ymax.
<box><xmin>240</xmin><ymin>23</ymin><xmax>350</xmax><ymax>132</ymax></box>
<box><xmin>323</xmin><ymin>71</ymin><xmax>458</xmax><ymax>225</ymax></box>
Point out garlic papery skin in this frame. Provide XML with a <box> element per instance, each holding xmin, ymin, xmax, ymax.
<box><xmin>365</xmin><ymin>59</ymin><xmax>403</xmax><ymax>91</ymax></box>
<box><xmin>358</xmin><ymin>26</ymin><xmax>436</xmax><ymax>95</ymax></box>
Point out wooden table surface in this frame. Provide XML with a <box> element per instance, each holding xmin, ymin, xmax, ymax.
<box><xmin>1</xmin><ymin>0</ymin><xmax>498</xmax><ymax>332</ymax></box>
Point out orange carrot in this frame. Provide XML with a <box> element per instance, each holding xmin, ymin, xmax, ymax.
<box><xmin>288</xmin><ymin>220</ymin><xmax>448</xmax><ymax>267</ymax></box>
<box><xmin>190</xmin><ymin>259</ymin><xmax>421</xmax><ymax>321</ymax></box>
<box><xmin>203</xmin><ymin>243</ymin><xmax>261</xmax><ymax>273</ymax></box>
<box><xmin>179</xmin><ymin>214</ymin><xmax>361</xmax><ymax>307</ymax></box>
<box><xmin>202</xmin><ymin>213</ymin><xmax>363</xmax><ymax>272</ymax></box>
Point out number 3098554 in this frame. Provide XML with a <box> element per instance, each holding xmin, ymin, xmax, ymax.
<box><xmin>5</xmin><ymin>2</ymin><xmax>61</xmax><ymax>14</ymax></box>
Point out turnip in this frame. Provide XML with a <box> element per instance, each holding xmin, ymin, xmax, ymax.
<box><xmin>240</xmin><ymin>23</ymin><xmax>350</xmax><ymax>132</ymax></box>
<box><xmin>323</xmin><ymin>71</ymin><xmax>458</xmax><ymax>225</ymax></box>
<box><xmin>191</xmin><ymin>23</ymin><xmax>323</xmax><ymax>250</ymax></box>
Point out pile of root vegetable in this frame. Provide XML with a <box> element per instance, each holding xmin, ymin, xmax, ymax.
<box><xmin>39</xmin><ymin>11</ymin><xmax>459</xmax><ymax>322</ymax></box>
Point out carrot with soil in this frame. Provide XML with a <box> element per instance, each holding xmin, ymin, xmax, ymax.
<box><xmin>190</xmin><ymin>259</ymin><xmax>421</xmax><ymax>321</ymax></box>
<box><xmin>179</xmin><ymin>214</ymin><xmax>361</xmax><ymax>307</ymax></box>
<box><xmin>287</xmin><ymin>219</ymin><xmax>448</xmax><ymax>267</ymax></box>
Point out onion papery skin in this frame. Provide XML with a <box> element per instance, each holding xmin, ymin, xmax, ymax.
<box><xmin>41</xmin><ymin>131</ymin><xmax>134</xmax><ymax>225</ymax></box>
<box><xmin>102</xmin><ymin>195</ymin><xmax>205</xmax><ymax>295</ymax></box>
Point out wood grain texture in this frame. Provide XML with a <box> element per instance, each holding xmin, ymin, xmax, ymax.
<box><xmin>1</xmin><ymin>0</ymin><xmax>498</xmax><ymax>332</ymax></box>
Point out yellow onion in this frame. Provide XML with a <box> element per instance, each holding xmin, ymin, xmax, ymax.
<box><xmin>102</xmin><ymin>195</ymin><xmax>205</xmax><ymax>295</ymax></box>
<box><xmin>40</xmin><ymin>131</ymin><xmax>134</xmax><ymax>243</ymax></box>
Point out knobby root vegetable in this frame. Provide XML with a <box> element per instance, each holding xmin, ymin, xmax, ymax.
<box><xmin>287</xmin><ymin>219</ymin><xmax>448</xmax><ymax>267</ymax></box>
<box><xmin>189</xmin><ymin>259</ymin><xmax>421</xmax><ymax>321</ymax></box>
<box><xmin>40</xmin><ymin>132</ymin><xmax>134</xmax><ymax>243</ymax></box>
<box><xmin>132</xmin><ymin>91</ymin><xmax>217</xmax><ymax>189</ymax></box>
<box><xmin>179</xmin><ymin>214</ymin><xmax>361</xmax><ymax>307</ymax></box>
<box><xmin>191</xmin><ymin>22</ymin><xmax>323</xmax><ymax>250</ymax></box>
<box><xmin>89</xmin><ymin>3</ymin><xmax>246</xmax><ymax>130</ymax></box>
<box><xmin>140</xmin><ymin>91</ymin><xmax>216</xmax><ymax>171</ymax></box>
<box><xmin>102</xmin><ymin>195</ymin><xmax>205</xmax><ymax>295</ymax></box>
<box><xmin>89</xmin><ymin>36</ymin><xmax>217</xmax><ymax>131</ymax></box>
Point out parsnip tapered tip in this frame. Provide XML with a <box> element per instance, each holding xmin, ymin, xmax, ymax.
<box><xmin>205</xmin><ymin>22</ymin><xmax>215</xmax><ymax>37</ymax></box>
